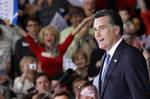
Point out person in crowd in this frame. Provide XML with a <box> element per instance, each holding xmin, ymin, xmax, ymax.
<box><xmin>93</xmin><ymin>9</ymin><xmax>150</xmax><ymax>99</ymax></box>
<box><xmin>60</xmin><ymin>6</ymin><xmax>97</xmax><ymax>71</ymax></box>
<box><xmin>81</xmin><ymin>0</ymin><xmax>97</xmax><ymax>37</ymax></box>
<box><xmin>118</xmin><ymin>8</ymin><xmax>144</xmax><ymax>36</ymax></box>
<box><xmin>36</xmin><ymin>0</ymin><xmax>71</xmax><ymax>26</ymax></box>
<box><xmin>33</xmin><ymin>0</ymin><xmax>45</xmax><ymax>11</ymax></box>
<box><xmin>60</xmin><ymin>6</ymin><xmax>86</xmax><ymax>70</ymax></box>
<box><xmin>81</xmin><ymin>0</ymin><xmax>105</xmax><ymax>77</ymax></box>
<box><xmin>13</xmin><ymin>56</ymin><xmax>38</xmax><ymax>98</ymax></box>
<box><xmin>71</xmin><ymin>49</ymin><xmax>89</xmax><ymax>79</ymax></box>
<box><xmin>17</xmin><ymin>0</ymin><xmax>30</xmax><ymax>26</ymax></box>
<box><xmin>13</xmin><ymin>16</ymin><xmax>41</xmax><ymax>77</ymax></box>
<box><xmin>27</xmin><ymin>0</ymin><xmax>47</xmax><ymax>18</ymax></box>
<box><xmin>80</xmin><ymin>0</ymin><xmax>98</xmax><ymax>60</ymax></box>
<box><xmin>0</xmin><ymin>27</ymin><xmax>12</xmax><ymax>99</ymax></box>
<box><xmin>118</xmin><ymin>8</ymin><xmax>134</xmax><ymax>33</ymax></box>
<box><xmin>139</xmin><ymin>0</ymin><xmax>150</xmax><ymax>48</ymax></box>
<box><xmin>123</xmin><ymin>33</ymin><xmax>143</xmax><ymax>51</ymax></box>
<box><xmin>18</xmin><ymin>16</ymin><xmax>93</xmax><ymax>77</ymax></box>
<box><xmin>116</xmin><ymin>0</ymin><xmax>137</xmax><ymax>16</ymax></box>
<box><xmin>50</xmin><ymin>70</ymin><xmax>74</xmax><ymax>99</ymax></box>
<box><xmin>0</xmin><ymin>20</ymin><xmax>21</xmax><ymax>53</ymax></box>
<box><xmin>139</xmin><ymin>0</ymin><xmax>150</xmax><ymax>36</ymax></box>
<box><xmin>81</xmin><ymin>0</ymin><xmax>96</xmax><ymax>17</ymax></box>
<box><xmin>72</xmin><ymin>77</ymin><xmax>98</xmax><ymax>99</ymax></box>
<box><xmin>51</xmin><ymin>79</ymin><xmax>71</xmax><ymax>98</ymax></box>
<box><xmin>32</xmin><ymin>72</ymin><xmax>53</xmax><ymax>99</ymax></box>
<box><xmin>72</xmin><ymin>78</ymin><xmax>88</xmax><ymax>99</ymax></box>
<box><xmin>80</xmin><ymin>83</ymin><xmax>98</xmax><ymax>99</ymax></box>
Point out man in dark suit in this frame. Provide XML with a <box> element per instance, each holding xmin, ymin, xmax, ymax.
<box><xmin>13</xmin><ymin>16</ymin><xmax>41</xmax><ymax>77</ymax></box>
<box><xmin>93</xmin><ymin>9</ymin><xmax>150</xmax><ymax>99</ymax></box>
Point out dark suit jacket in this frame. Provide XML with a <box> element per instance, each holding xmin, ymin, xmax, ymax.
<box><xmin>13</xmin><ymin>37</ymin><xmax>35</xmax><ymax>76</ymax></box>
<box><xmin>88</xmin><ymin>48</ymin><xmax>105</xmax><ymax>77</ymax></box>
<box><xmin>99</xmin><ymin>40</ymin><xmax>150</xmax><ymax>99</ymax></box>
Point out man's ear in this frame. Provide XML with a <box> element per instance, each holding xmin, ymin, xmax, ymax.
<box><xmin>114</xmin><ymin>25</ymin><xmax>121</xmax><ymax>35</ymax></box>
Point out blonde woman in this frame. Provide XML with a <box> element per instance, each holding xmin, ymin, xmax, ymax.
<box><xmin>72</xmin><ymin>48</ymin><xmax>89</xmax><ymax>79</ymax></box>
<box><xmin>18</xmin><ymin>16</ymin><xmax>93</xmax><ymax>77</ymax></box>
<box><xmin>13</xmin><ymin>56</ymin><xmax>38</xmax><ymax>97</ymax></box>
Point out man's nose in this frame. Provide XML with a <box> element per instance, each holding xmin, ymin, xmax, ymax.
<box><xmin>95</xmin><ymin>31</ymin><xmax>101</xmax><ymax>37</ymax></box>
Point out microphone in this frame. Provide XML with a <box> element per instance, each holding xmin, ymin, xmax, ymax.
<box><xmin>58</xmin><ymin>68</ymin><xmax>73</xmax><ymax>83</ymax></box>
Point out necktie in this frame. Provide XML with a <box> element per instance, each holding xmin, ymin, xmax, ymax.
<box><xmin>101</xmin><ymin>53</ymin><xmax>111</xmax><ymax>88</ymax></box>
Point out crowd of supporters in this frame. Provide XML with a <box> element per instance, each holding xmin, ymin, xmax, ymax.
<box><xmin>0</xmin><ymin>0</ymin><xmax>150</xmax><ymax>98</ymax></box>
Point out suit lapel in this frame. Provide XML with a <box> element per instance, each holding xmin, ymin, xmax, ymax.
<box><xmin>101</xmin><ymin>40</ymin><xmax>127</xmax><ymax>96</ymax></box>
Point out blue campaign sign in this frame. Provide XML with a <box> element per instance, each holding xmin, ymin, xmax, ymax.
<box><xmin>0</xmin><ymin>0</ymin><xmax>18</xmax><ymax>25</ymax></box>
<box><xmin>12</xmin><ymin>0</ymin><xmax>18</xmax><ymax>25</ymax></box>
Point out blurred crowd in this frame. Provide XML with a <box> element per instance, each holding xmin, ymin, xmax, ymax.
<box><xmin>0</xmin><ymin>0</ymin><xmax>150</xmax><ymax>98</ymax></box>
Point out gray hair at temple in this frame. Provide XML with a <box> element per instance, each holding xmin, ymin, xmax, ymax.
<box><xmin>93</xmin><ymin>9</ymin><xmax>124</xmax><ymax>35</ymax></box>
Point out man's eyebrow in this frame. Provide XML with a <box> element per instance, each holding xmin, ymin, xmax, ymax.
<box><xmin>93</xmin><ymin>25</ymin><xmax>105</xmax><ymax>31</ymax></box>
<box><xmin>98</xmin><ymin>25</ymin><xmax>105</xmax><ymax>28</ymax></box>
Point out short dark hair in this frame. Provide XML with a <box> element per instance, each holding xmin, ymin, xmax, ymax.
<box><xmin>68</xmin><ymin>6</ymin><xmax>86</xmax><ymax>18</ymax></box>
<box><xmin>34</xmin><ymin>72</ymin><xmax>51</xmax><ymax>85</ymax></box>
<box><xmin>24</xmin><ymin>15</ymin><xmax>41</xmax><ymax>26</ymax></box>
<box><xmin>94</xmin><ymin>9</ymin><xmax>124</xmax><ymax>35</ymax></box>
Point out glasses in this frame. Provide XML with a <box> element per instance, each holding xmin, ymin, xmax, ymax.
<box><xmin>26</xmin><ymin>24</ymin><xmax>39</xmax><ymax>27</ymax></box>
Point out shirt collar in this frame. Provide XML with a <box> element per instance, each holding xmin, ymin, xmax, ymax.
<box><xmin>107</xmin><ymin>37</ymin><xmax>123</xmax><ymax>60</ymax></box>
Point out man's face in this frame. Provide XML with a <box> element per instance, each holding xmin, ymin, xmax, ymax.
<box><xmin>26</xmin><ymin>20</ymin><xmax>40</xmax><ymax>36</ymax></box>
<box><xmin>93</xmin><ymin>16</ymin><xmax>119</xmax><ymax>51</ymax></box>
<box><xmin>119</xmin><ymin>10</ymin><xmax>130</xmax><ymax>23</ymax></box>
<box><xmin>74</xmin><ymin>54</ymin><xmax>87</xmax><ymax>69</ymax></box>
<box><xmin>35</xmin><ymin>75</ymin><xmax>50</xmax><ymax>93</ymax></box>
<box><xmin>70</xmin><ymin>14</ymin><xmax>84</xmax><ymax>27</ymax></box>
<box><xmin>82</xmin><ymin>0</ymin><xmax>95</xmax><ymax>16</ymax></box>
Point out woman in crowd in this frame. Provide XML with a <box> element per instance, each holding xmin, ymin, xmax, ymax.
<box><xmin>13</xmin><ymin>56</ymin><xmax>38</xmax><ymax>98</ymax></box>
<box><xmin>71</xmin><ymin>48</ymin><xmax>89</xmax><ymax>79</ymax></box>
<box><xmin>18</xmin><ymin>16</ymin><xmax>93</xmax><ymax>77</ymax></box>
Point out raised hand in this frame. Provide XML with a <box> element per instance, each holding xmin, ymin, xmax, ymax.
<box><xmin>72</xmin><ymin>16</ymin><xmax>94</xmax><ymax>35</ymax></box>
<box><xmin>16</xmin><ymin>26</ymin><xmax>28</xmax><ymax>37</ymax></box>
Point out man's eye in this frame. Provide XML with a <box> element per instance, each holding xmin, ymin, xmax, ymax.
<box><xmin>93</xmin><ymin>28</ymin><xmax>97</xmax><ymax>32</ymax></box>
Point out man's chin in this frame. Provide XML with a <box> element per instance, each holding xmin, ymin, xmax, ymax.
<box><xmin>98</xmin><ymin>45</ymin><xmax>105</xmax><ymax>50</ymax></box>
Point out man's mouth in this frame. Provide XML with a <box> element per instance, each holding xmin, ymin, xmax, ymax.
<box><xmin>97</xmin><ymin>38</ymin><xmax>104</xmax><ymax>43</ymax></box>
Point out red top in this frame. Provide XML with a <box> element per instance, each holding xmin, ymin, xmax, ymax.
<box><xmin>25</xmin><ymin>34</ymin><xmax>74</xmax><ymax>77</ymax></box>
<box><xmin>140</xmin><ymin>10</ymin><xmax>150</xmax><ymax>35</ymax></box>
